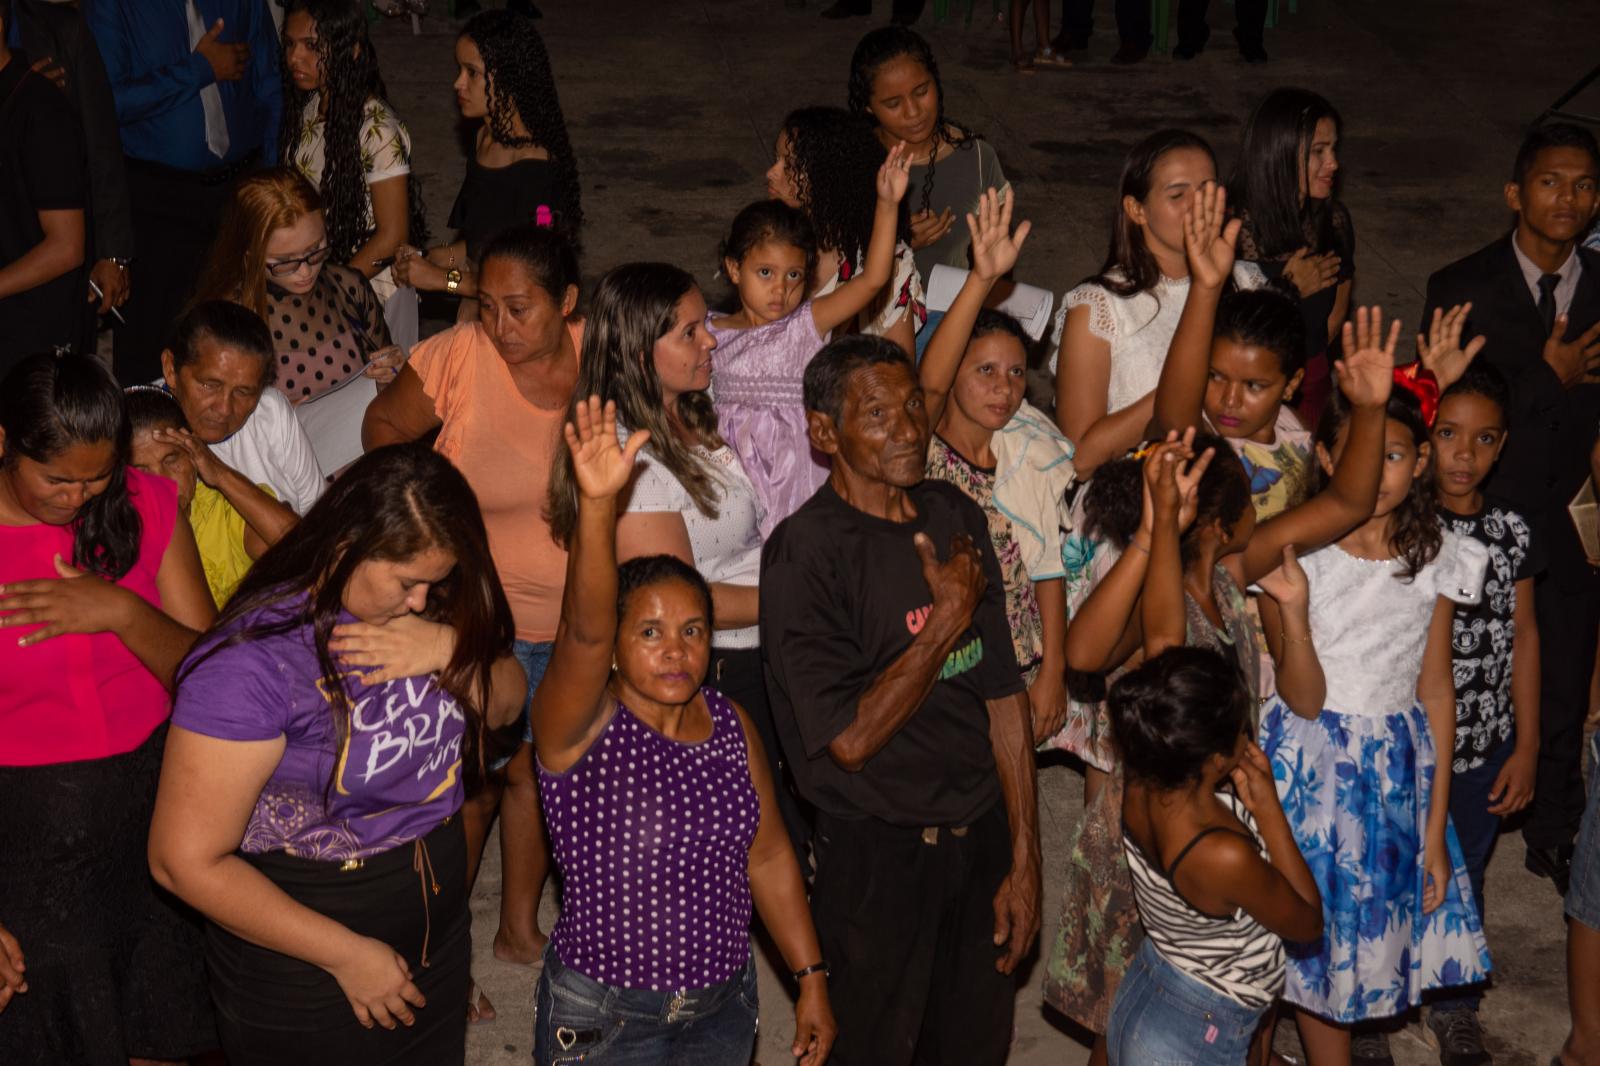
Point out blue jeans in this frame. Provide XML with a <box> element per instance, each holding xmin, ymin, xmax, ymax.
<box><xmin>1433</xmin><ymin>737</ymin><xmax>1513</xmax><ymax>1012</ymax></box>
<box><xmin>1568</xmin><ymin>733</ymin><xmax>1600</xmax><ymax>932</ymax></box>
<box><xmin>1107</xmin><ymin>939</ymin><xmax>1266</xmax><ymax>1066</ymax></box>
<box><xmin>487</xmin><ymin>639</ymin><xmax>554</xmax><ymax>771</ymax></box>
<box><xmin>532</xmin><ymin>945</ymin><xmax>759</xmax><ymax>1065</ymax></box>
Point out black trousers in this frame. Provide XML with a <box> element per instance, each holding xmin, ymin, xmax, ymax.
<box><xmin>113</xmin><ymin>155</ymin><xmax>253</xmax><ymax>386</ymax></box>
<box><xmin>713</xmin><ymin>645</ymin><xmax>814</xmax><ymax>872</ymax></box>
<box><xmin>1175</xmin><ymin>0</ymin><xmax>1268</xmax><ymax>49</ymax></box>
<box><xmin>811</xmin><ymin>803</ymin><xmax>1015</xmax><ymax>1065</ymax></box>
<box><xmin>1525</xmin><ymin>560</ymin><xmax>1600</xmax><ymax>851</ymax></box>
<box><xmin>205</xmin><ymin>817</ymin><xmax>471</xmax><ymax>1065</ymax></box>
<box><xmin>1059</xmin><ymin>0</ymin><xmax>1155</xmax><ymax>42</ymax></box>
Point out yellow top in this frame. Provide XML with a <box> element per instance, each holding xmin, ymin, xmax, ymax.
<box><xmin>190</xmin><ymin>481</ymin><xmax>272</xmax><ymax>608</ymax></box>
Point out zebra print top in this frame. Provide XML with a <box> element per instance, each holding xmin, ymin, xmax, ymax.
<box><xmin>1123</xmin><ymin>792</ymin><xmax>1286</xmax><ymax>1008</ymax></box>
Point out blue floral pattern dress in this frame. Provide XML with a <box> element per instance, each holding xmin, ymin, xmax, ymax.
<box><xmin>1258</xmin><ymin>533</ymin><xmax>1494</xmax><ymax>1023</ymax></box>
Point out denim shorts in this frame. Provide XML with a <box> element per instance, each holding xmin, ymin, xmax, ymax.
<box><xmin>532</xmin><ymin>945</ymin><xmax>758</xmax><ymax>1065</ymax></box>
<box><xmin>1566</xmin><ymin>732</ymin><xmax>1600</xmax><ymax>931</ymax></box>
<box><xmin>487</xmin><ymin>639</ymin><xmax>554</xmax><ymax>771</ymax></box>
<box><xmin>1107</xmin><ymin>939</ymin><xmax>1267</xmax><ymax>1066</ymax></box>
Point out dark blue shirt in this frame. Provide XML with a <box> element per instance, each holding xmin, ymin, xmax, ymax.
<box><xmin>84</xmin><ymin>0</ymin><xmax>280</xmax><ymax>171</ymax></box>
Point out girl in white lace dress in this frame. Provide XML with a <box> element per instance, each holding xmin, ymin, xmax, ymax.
<box><xmin>1256</xmin><ymin>374</ymin><xmax>1492</xmax><ymax>1063</ymax></box>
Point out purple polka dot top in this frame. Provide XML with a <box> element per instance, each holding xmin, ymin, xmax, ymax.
<box><xmin>538</xmin><ymin>686</ymin><xmax>760</xmax><ymax>991</ymax></box>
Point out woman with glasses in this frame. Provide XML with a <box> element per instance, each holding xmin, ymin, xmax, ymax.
<box><xmin>191</xmin><ymin>168</ymin><xmax>404</xmax><ymax>406</ymax></box>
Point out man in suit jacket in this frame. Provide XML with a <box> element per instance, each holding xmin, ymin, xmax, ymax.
<box><xmin>1423</xmin><ymin>122</ymin><xmax>1600</xmax><ymax>901</ymax></box>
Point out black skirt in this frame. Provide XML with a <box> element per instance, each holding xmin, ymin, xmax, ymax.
<box><xmin>206</xmin><ymin>816</ymin><xmax>471</xmax><ymax>1066</ymax></box>
<box><xmin>0</xmin><ymin>724</ymin><xmax>217</xmax><ymax>1065</ymax></box>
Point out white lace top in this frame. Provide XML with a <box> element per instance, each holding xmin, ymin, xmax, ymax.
<box><xmin>1300</xmin><ymin>532</ymin><xmax>1489</xmax><ymax>717</ymax></box>
<box><xmin>1049</xmin><ymin>265</ymin><xmax>1265</xmax><ymax>414</ymax></box>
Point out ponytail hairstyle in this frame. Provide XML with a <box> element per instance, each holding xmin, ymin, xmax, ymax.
<box><xmin>0</xmin><ymin>353</ymin><xmax>141</xmax><ymax>579</ymax></box>
<box><xmin>1110</xmin><ymin>645</ymin><xmax>1251</xmax><ymax>789</ymax></box>
<box><xmin>183</xmin><ymin>445</ymin><xmax>515</xmax><ymax>790</ymax></box>
<box><xmin>546</xmin><ymin>263</ymin><xmax>720</xmax><ymax>547</ymax></box>
<box><xmin>1091</xmin><ymin>129</ymin><xmax>1219</xmax><ymax>299</ymax></box>
<box><xmin>846</xmin><ymin>26</ymin><xmax>975</xmax><ymax>221</ymax></box>
<box><xmin>1314</xmin><ymin>387</ymin><xmax>1440</xmax><ymax>581</ymax></box>
<box><xmin>278</xmin><ymin>0</ymin><xmax>429</xmax><ymax>263</ymax></box>
<box><xmin>478</xmin><ymin>222</ymin><xmax>581</xmax><ymax>303</ymax></box>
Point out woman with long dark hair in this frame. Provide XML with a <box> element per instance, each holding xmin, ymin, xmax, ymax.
<box><xmin>280</xmin><ymin>0</ymin><xmax>427</xmax><ymax>303</ymax></box>
<box><xmin>765</xmin><ymin>105</ymin><xmax>925</xmax><ymax>354</ymax></box>
<box><xmin>1050</xmin><ymin>129</ymin><xmax>1263</xmax><ymax>478</ymax></box>
<box><xmin>393</xmin><ymin>11</ymin><xmax>581</xmax><ymax>310</ymax></box>
<box><xmin>847</xmin><ymin>26</ymin><xmax>1008</xmax><ymax>280</ymax></box>
<box><xmin>148</xmin><ymin>445</ymin><xmax>526</xmax><ymax>1065</ymax></box>
<box><xmin>364</xmin><ymin>224</ymin><xmax>583</xmax><ymax>1019</ymax></box>
<box><xmin>0</xmin><ymin>352</ymin><xmax>216</xmax><ymax>1063</ymax></box>
<box><xmin>1229</xmin><ymin>87</ymin><xmax>1354</xmax><ymax>425</ymax></box>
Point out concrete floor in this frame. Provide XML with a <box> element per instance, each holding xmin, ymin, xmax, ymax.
<box><xmin>360</xmin><ymin>0</ymin><xmax>1589</xmax><ymax>1061</ymax></box>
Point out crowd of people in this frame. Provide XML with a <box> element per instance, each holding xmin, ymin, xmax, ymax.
<box><xmin>1</xmin><ymin>3</ymin><xmax>1599</xmax><ymax>1066</ymax></box>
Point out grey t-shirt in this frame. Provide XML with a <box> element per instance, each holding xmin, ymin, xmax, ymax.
<box><xmin>908</xmin><ymin>136</ymin><xmax>1009</xmax><ymax>280</ymax></box>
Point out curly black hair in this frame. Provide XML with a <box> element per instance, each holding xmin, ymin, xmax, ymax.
<box><xmin>461</xmin><ymin>11</ymin><xmax>583</xmax><ymax>243</ymax></box>
<box><xmin>1083</xmin><ymin>435</ymin><xmax>1251</xmax><ymax>566</ymax></box>
<box><xmin>278</xmin><ymin>0</ymin><xmax>428</xmax><ymax>263</ymax></box>
<box><xmin>779</xmin><ymin>106</ymin><xmax>909</xmax><ymax>265</ymax></box>
<box><xmin>846</xmin><ymin>27</ymin><xmax>975</xmax><ymax>221</ymax></box>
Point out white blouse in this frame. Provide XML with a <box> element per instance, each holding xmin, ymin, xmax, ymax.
<box><xmin>1300</xmin><ymin>531</ymin><xmax>1489</xmax><ymax>717</ymax></box>
<box><xmin>1050</xmin><ymin>264</ymin><xmax>1266</xmax><ymax>414</ymax></box>
<box><xmin>625</xmin><ymin>441</ymin><xmax>766</xmax><ymax>650</ymax></box>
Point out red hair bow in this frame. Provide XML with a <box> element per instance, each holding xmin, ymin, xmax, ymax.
<box><xmin>1392</xmin><ymin>363</ymin><xmax>1440</xmax><ymax>427</ymax></box>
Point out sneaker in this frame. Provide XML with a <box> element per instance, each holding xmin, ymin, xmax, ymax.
<box><xmin>1352</xmin><ymin>1030</ymin><xmax>1395</xmax><ymax>1066</ymax></box>
<box><xmin>1428</xmin><ymin>1007</ymin><xmax>1493</xmax><ymax>1065</ymax></box>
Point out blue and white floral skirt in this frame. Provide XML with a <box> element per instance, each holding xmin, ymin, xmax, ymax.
<box><xmin>1258</xmin><ymin>699</ymin><xmax>1491</xmax><ymax>1024</ymax></box>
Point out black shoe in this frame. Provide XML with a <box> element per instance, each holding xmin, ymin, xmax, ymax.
<box><xmin>1172</xmin><ymin>41</ymin><xmax>1202</xmax><ymax>59</ymax></box>
<box><xmin>1234</xmin><ymin>27</ymin><xmax>1268</xmax><ymax>62</ymax></box>
<box><xmin>821</xmin><ymin>0</ymin><xmax>870</xmax><ymax>17</ymax></box>
<box><xmin>1427</xmin><ymin>1007</ymin><xmax>1492</xmax><ymax>1066</ymax></box>
<box><xmin>1050</xmin><ymin>31</ymin><xmax>1091</xmax><ymax>51</ymax></box>
<box><xmin>1110</xmin><ymin>38</ymin><xmax>1150</xmax><ymax>64</ymax></box>
<box><xmin>1526</xmin><ymin>843</ymin><xmax>1574</xmax><ymax>895</ymax></box>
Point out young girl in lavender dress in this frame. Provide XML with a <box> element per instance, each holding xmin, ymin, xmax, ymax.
<box><xmin>710</xmin><ymin>143</ymin><xmax>911</xmax><ymax>535</ymax></box>
<box><xmin>529</xmin><ymin>395</ymin><xmax>834</xmax><ymax>1065</ymax></box>
<box><xmin>1256</xmin><ymin>381</ymin><xmax>1493</xmax><ymax>1064</ymax></box>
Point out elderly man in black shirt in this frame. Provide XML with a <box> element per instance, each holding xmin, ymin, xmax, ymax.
<box><xmin>761</xmin><ymin>335</ymin><xmax>1041</xmax><ymax>1066</ymax></box>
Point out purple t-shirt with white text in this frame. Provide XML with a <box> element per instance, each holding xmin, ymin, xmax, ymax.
<box><xmin>173</xmin><ymin>597</ymin><xmax>466</xmax><ymax>861</ymax></box>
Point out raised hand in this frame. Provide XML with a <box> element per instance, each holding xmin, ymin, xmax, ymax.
<box><xmin>1415</xmin><ymin>304</ymin><xmax>1486</xmax><ymax>391</ymax></box>
<box><xmin>1182</xmin><ymin>182</ymin><xmax>1241</xmax><ymax>292</ymax></box>
<box><xmin>1542</xmin><ymin>315</ymin><xmax>1600</xmax><ymax>388</ymax></box>
<box><xmin>564</xmin><ymin>395</ymin><xmax>649</xmax><ymax>502</ymax></box>
<box><xmin>875</xmin><ymin>141</ymin><xmax>913</xmax><ymax>205</ymax></box>
<box><xmin>1256</xmin><ymin>544</ymin><xmax>1309</xmax><ymax>608</ymax></box>
<box><xmin>1335</xmin><ymin>305</ymin><xmax>1400</xmax><ymax>408</ymax></box>
<box><xmin>1282</xmin><ymin>246</ymin><xmax>1341</xmax><ymax>299</ymax></box>
<box><xmin>966</xmin><ymin>186</ymin><xmax>1032</xmax><ymax>283</ymax></box>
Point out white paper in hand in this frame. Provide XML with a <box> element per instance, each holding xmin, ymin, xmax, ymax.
<box><xmin>294</xmin><ymin>372</ymin><xmax>379</xmax><ymax>478</ymax></box>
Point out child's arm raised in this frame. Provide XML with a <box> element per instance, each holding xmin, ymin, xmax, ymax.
<box><xmin>1417</xmin><ymin>595</ymin><xmax>1458</xmax><ymax>914</ymax></box>
<box><xmin>530</xmin><ymin>397</ymin><xmax>651</xmax><ymax>774</ymax></box>
<box><xmin>1229</xmin><ymin>307</ymin><xmax>1400</xmax><ymax>587</ymax></box>
<box><xmin>1141</xmin><ymin>435</ymin><xmax>1213</xmax><ymax>658</ymax></box>
<box><xmin>811</xmin><ymin>142</ymin><xmax>913</xmax><ymax>337</ymax></box>
<box><xmin>1151</xmin><ymin>183</ymin><xmax>1240</xmax><ymax>437</ymax></box>
<box><xmin>1256</xmin><ymin>545</ymin><xmax>1326</xmax><ymax>719</ymax></box>
<box><xmin>919</xmin><ymin>188</ymin><xmax>1032</xmax><ymax>429</ymax></box>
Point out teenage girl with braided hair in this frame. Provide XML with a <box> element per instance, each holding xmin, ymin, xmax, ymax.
<box><xmin>280</xmin><ymin>0</ymin><xmax>428</xmax><ymax>303</ymax></box>
<box><xmin>394</xmin><ymin>11</ymin><xmax>581</xmax><ymax>310</ymax></box>
<box><xmin>765</xmin><ymin>105</ymin><xmax>925</xmax><ymax>354</ymax></box>
<box><xmin>846</xmin><ymin>26</ymin><xmax>1011</xmax><ymax>282</ymax></box>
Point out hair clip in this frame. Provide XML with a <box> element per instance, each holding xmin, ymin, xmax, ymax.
<box><xmin>535</xmin><ymin>205</ymin><xmax>554</xmax><ymax>228</ymax></box>
<box><xmin>1392</xmin><ymin>363</ymin><xmax>1440</xmax><ymax>427</ymax></box>
<box><xmin>1128</xmin><ymin>441</ymin><xmax>1158</xmax><ymax>461</ymax></box>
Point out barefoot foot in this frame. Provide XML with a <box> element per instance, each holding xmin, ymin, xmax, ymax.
<box><xmin>492</xmin><ymin>928</ymin><xmax>548</xmax><ymax>966</ymax></box>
